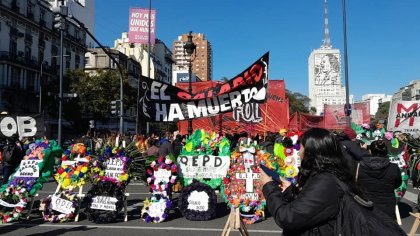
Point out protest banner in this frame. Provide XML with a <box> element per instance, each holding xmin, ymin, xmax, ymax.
<box><xmin>0</xmin><ymin>114</ymin><xmax>44</xmax><ymax>138</ymax></box>
<box><xmin>139</xmin><ymin>52</ymin><xmax>269</xmax><ymax>122</ymax></box>
<box><xmin>387</xmin><ymin>100</ymin><xmax>420</xmax><ymax>137</ymax></box>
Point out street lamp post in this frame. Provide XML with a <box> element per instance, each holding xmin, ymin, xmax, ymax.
<box><xmin>342</xmin><ymin>0</ymin><xmax>351</xmax><ymax>126</ymax></box>
<box><xmin>183</xmin><ymin>31</ymin><xmax>196</xmax><ymax>135</ymax></box>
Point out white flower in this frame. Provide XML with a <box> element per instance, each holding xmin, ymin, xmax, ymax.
<box><xmin>151</xmin><ymin>161</ymin><xmax>156</xmax><ymax>167</ymax></box>
<box><xmin>165</xmin><ymin>159</ymin><xmax>172</xmax><ymax>164</ymax></box>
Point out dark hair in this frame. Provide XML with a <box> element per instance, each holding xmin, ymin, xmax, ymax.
<box><xmin>281</xmin><ymin>137</ymin><xmax>294</xmax><ymax>148</ymax></box>
<box><xmin>369</xmin><ymin>140</ymin><xmax>387</xmax><ymax>157</ymax></box>
<box><xmin>299</xmin><ymin>128</ymin><xmax>354</xmax><ymax>188</ymax></box>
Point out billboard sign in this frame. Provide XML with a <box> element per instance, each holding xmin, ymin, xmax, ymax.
<box><xmin>128</xmin><ymin>8</ymin><xmax>156</xmax><ymax>44</ymax></box>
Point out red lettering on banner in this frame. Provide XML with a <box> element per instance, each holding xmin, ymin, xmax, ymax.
<box><xmin>395</xmin><ymin>103</ymin><xmax>418</xmax><ymax>127</ymax></box>
<box><xmin>232</xmin><ymin>77</ymin><xmax>245</xmax><ymax>90</ymax></box>
<box><xmin>193</xmin><ymin>93</ymin><xmax>205</xmax><ymax>100</ymax></box>
<box><xmin>177</xmin><ymin>91</ymin><xmax>191</xmax><ymax>100</ymax></box>
<box><xmin>218</xmin><ymin>84</ymin><xmax>231</xmax><ymax>95</ymax></box>
<box><xmin>249</xmin><ymin>64</ymin><xmax>263</xmax><ymax>82</ymax></box>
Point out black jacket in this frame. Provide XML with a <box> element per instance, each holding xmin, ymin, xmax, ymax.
<box><xmin>356</xmin><ymin>156</ymin><xmax>402</xmax><ymax>219</ymax></box>
<box><xmin>338</xmin><ymin>139</ymin><xmax>370</xmax><ymax>176</ymax></box>
<box><xmin>263</xmin><ymin>173</ymin><xmax>344</xmax><ymax>236</ymax></box>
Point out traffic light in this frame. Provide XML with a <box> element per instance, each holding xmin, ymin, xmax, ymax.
<box><xmin>111</xmin><ymin>100</ymin><xmax>119</xmax><ymax>115</ymax></box>
<box><xmin>53</xmin><ymin>14</ymin><xmax>63</xmax><ymax>30</ymax></box>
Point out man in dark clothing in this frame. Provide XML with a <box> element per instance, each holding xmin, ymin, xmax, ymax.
<box><xmin>337</xmin><ymin>126</ymin><xmax>370</xmax><ymax>176</ymax></box>
<box><xmin>158</xmin><ymin>132</ymin><xmax>173</xmax><ymax>157</ymax></box>
<box><xmin>146</xmin><ymin>139</ymin><xmax>159</xmax><ymax>157</ymax></box>
<box><xmin>1</xmin><ymin>138</ymin><xmax>23</xmax><ymax>184</ymax></box>
<box><xmin>172</xmin><ymin>134</ymin><xmax>183</xmax><ymax>158</ymax></box>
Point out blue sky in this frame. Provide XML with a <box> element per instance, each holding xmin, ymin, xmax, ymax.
<box><xmin>95</xmin><ymin>0</ymin><xmax>420</xmax><ymax>101</ymax></box>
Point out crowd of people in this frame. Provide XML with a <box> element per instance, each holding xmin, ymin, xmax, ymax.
<box><xmin>0</xmin><ymin>125</ymin><xmax>419</xmax><ymax>234</ymax></box>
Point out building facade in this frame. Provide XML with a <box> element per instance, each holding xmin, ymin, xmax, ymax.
<box><xmin>308</xmin><ymin>0</ymin><xmax>352</xmax><ymax>115</ymax></box>
<box><xmin>84</xmin><ymin>47</ymin><xmax>141</xmax><ymax>129</ymax></box>
<box><xmin>0</xmin><ymin>0</ymin><xmax>87</xmax><ymax>114</ymax></box>
<box><xmin>47</xmin><ymin>0</ymin><xmax>95</xmax><ymax>48</ymax></box>
<box><xmin>114</xmin><ymin>32</ymin><xmax>173</xmax><ymax>84</ymax></box>
<box><xmin>361</xmin><ymin>94</ymin><xmax>392</xmax><ymax>116</ymax></box>
<box><xmin>172</xmin><ymin>32</ymin><xmax>212</xmax><ymax>83</ymax></box>
<box><xmin>392</xmin><ymin>80</ymin><xmax>420</xmax><ymax>102</ymax></box>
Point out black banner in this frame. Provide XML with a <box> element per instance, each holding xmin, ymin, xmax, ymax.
<box><xmin>0</xmin><ymin>114</ymin><xmax>45</xmax><ymax>138</ymax></box>
<box><xmin>139</xmin><ymin>52</ymin><xmax>269</xmax><ymax>122</ymax></box>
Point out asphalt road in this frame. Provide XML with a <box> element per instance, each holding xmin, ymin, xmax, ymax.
<box><xmin>1</xmin><ymin>179</ymin><xmax>420</xmax><ymax>236</ymax></box>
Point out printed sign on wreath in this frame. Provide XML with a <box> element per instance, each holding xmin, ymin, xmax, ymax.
<box><xmin>91</xmin><ymin>196</ymin><xmax>118</xmax><ymax>211</ymax></box>
<box><xmin>104</xmin><ymin>158</ymin><xmax>125</xmax><ymax>179</ymax></box>
<box><xmin>51</xmin><ymin>195</ymin><xmax>75</xmax><ymax>214</ymax></box>
<box><xmin>14</xmin><ymin>160</ymin><xmax>42</xmax><ymax>177</ymax></box>
<box><xmin>177</xmin><ymin>155</ymin><xmax>230</xmax><ymax>179</ymax></box>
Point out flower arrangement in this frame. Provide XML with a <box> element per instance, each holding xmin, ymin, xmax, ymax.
<box><xmin>0</xmin><ymin>139</ymin><xmax>62</xmax><ymax>223</ymax></box>
<box><xmin>0</xmin><ymin>184</ymin><xmax>29</xmax><ymax>223</ymax></box>
<box><xmin>54</xmin><ymin>143</ymin><xmax>91</xmax><ymax>189</ymax></box>
<box><xmin>141</xmin><ymin>193</ymin><xmax>172</xmax><ymax>223</ymax></box>
<box><xmin>40</xmin><ymin>190</ymin><xmax>78</xmax><ymax>223</ymax></box>
<box><xmin>178</xmin><ymin>181</ymin><xmax>217</xmax><ymax>221</ymax></box>
<box><xmin>90</xmin><ymin>147</ymin><xmax>130</xmax><ymax>186</ymax></box>
<box><xmin>221</xmin><ymin>139</ymin><xmax>275</xmax><ymax>224</ymax></box>
<box><xmin>142</xmin><ymin>155</ymin><xmax>177</xmax><ymax>223</ymax></box>
<box><xmin>179</xmin><ymin>129</ymin><xmax>231</xmax><ymax>189</ymax></box>
<box><xmin>273</xmin><ymin>137</ymin><xmax>301</xmax><ymax>184</ymax></box>
<box><xmin>146</xmin><ymin>156</ymin><xmax>177</xmax><ymax>196</ymax></box>
<box><xmin>84</xmin><ymin>145</ymin><xmax>131</xmax><ymax>223</ymax></box>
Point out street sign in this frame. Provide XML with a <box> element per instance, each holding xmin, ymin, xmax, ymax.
<box><xmin>344</xmin><ymin>103</ymin><xmax>352</xmax><ymax>116</ymax></box>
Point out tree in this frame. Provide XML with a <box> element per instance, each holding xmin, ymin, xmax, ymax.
<box><xmin>286</xmin><ymin>90</ymin><xmax>314</xmax><ymax>115</ymax></box>
<box><xmin>57</xmin><ymin>69</ymin><xmax>136</xmax><ymax>134</ymax></box>
<box><xmin>375</xmin><ymin>101</ymin><xmax>390</xmax><ymax>124</ymax></box>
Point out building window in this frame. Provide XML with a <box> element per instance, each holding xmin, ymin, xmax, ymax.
<box><xmin>75</xmin><ymin>55</ymin><xmax>80</xmax><ymax>69</ymax></box>
<box><xmin>27</xmin><ymin>71</ymin><xmax>35</xmax><ymax>91</ymax></box>
<box><xmin>85</xmin><ymin>56</ymin><xmax>90</xmax><ymax>66</ymax></box>
<box><xmin>11</xmin><ymin>67</ymin><xmax>20</xmax><ymax>87</ymax></box>
<box><xmin>9</xmin><ymin>39</ymin><xmax>17</xmax><ymax>58</ymax></box>
<box><xmin>25</xmin><ymin>45</ymin><xmax>31</xmax><ymax>60</ymax></box>
<box><xmin>66</xmin><ymin>51</ymin><xmax>71</xmax><ymax>68</ymax></box>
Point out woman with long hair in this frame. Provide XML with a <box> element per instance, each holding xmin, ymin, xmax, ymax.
<box><xmin>260</xmin><ymin>128</ymin><xmax>356</xmax><ymax>235</ymax></box>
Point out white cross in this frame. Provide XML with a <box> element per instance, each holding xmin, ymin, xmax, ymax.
<box><xmin>235</xmin><ymin>152</ymin><xmax>259</xmax><ymax>193</ymax></box>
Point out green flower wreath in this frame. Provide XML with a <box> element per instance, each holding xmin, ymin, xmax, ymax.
<box><xmin>179</xmin><ymin>129</ymin><xmax>231</xmax><ymax>189</ymax></box>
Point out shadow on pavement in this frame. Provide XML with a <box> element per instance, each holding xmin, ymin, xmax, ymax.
<box><xmin>26</xmin><ymin>226</ymin><xmax>95</xmax><ymax>236</ymax></box>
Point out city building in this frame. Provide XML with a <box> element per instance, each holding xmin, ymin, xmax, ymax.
<box><xmin>308</xmin><ymin>0</ymin><xmax>353</xmax><ymax>115</ymax></box>
<box><xmin>84</xmin><ymin>47</ymin><xmax>141</xmax><ymax>130</ymax></box>
<box><xmin>114</xmin><ymin>32</ymin><xmax>173</xmax><ymax>84</ymax></box>
<box><xmin>361</xmin><ymin>94</ymin><xmax>392</xmax><ymax>116</ymax></box>
<box><xmin>392</xmin><ymin>80</ymin><xmax>420</xmax><ymax>101</ymax></box>
<box><xmin>0</xmin><ymin>0</ymin><xmax>87</xmax><ymax>114</ymax></box>
<box><xmin>47</xmin><ymin>0</ymin><xmax>95</xmax><ymax>48</ymax></box>
<box><xmin>172</xmin><ymin>32</ymin><xmax>212</xmax><ymax>84</ymax></box>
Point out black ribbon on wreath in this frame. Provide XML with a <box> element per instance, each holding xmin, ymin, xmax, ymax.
<box><xmin>178</xmin><ymin>180</ymin><xmax>217</xmax><ymax>221</ymax></box>
<box><xmin>83</xmin><ymin>181</ymin><xmax>126</xmax><ymax>223</ymax></box>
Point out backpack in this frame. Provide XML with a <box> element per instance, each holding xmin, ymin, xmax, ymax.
<box><xmin>334</xmin><ymin>177</ymin><xmax>406</xmax><ymax>236</ymax></box>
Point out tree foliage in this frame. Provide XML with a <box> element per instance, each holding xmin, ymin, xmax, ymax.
<box><xmin>286</xmin><ymin>90</ymin><xmax>314</xmax><ymax>115</ymax></box>
<box><xmin>375</xmin><ymin>101</ymin><xmax>390</xmax><ymax>122</ymax></box>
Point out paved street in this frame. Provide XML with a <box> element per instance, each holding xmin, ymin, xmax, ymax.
<box><xmin>0</xmin><ymin>179</ymin><xmax>420</xmax><ymax>236</ymax></box>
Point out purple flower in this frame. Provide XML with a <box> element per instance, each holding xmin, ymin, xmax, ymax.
<box><xmin>145</xmin><ymin>215</ymin><xmax>152</xmax><ymax>223</ymax></box>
